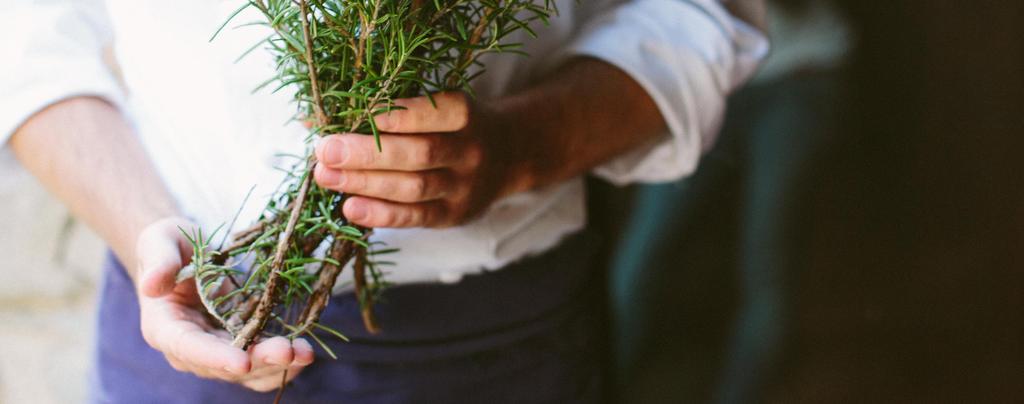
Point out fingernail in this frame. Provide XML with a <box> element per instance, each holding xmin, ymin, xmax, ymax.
<box><xmin>345</xmin><ymin>200</ymin><xmax>368</xmax><ymax>222</ymax></box>
<box><xmin>294</xmin><ymin>338</ymin><xmax>313</xmax><ymax>352</ymax></box>
<box><xmin>321</xmin><ymin>138</ymin><xmax>346</xmax><ymax>165</ymax></box>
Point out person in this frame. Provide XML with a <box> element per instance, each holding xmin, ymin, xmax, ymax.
<box><xmin>1</xmin><ymin>0</ymin><xmax>766</xmax><ymax>402</ymax></box>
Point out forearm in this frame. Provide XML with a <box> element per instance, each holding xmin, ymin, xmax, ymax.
<box><xmin>9</xmin><ymin>97</ymin><xmax>180</xmax><ymax>277</ymax></box>
<box><xmin>493</xmin><ymin>57</ymin><xmax>668</xmax><ymax>192</ymax></box>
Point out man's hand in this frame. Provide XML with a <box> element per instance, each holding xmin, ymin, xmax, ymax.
<box><xmin>313</xmin><ymin>92</ymin><xmax>530</xmax><ymax>228</ymax></box>
<box><xmin>313</xmin><ymin>59</ymin><xmax>669</xmax><ymax>229</ymax></box>
<box><xmin>12</xmin><ymin>98</ymin><xmax>315</xmax><ymax>391</ymax></box>
<box><xmin>134</xmin><ymin>217</ymin><xmax>315</xmax><ymax>392</ymax></box>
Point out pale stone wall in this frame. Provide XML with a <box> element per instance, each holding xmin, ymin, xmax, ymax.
<box><xmin>0</xmin><ymin>150</ymin><xmax>106</xmax><ymax>403</ymax></box>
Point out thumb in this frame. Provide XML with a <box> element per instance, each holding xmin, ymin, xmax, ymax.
<box><xmin>136</xmin><ymin>220</ymin><xmax>192</xmax><ymax>298</ymax></box>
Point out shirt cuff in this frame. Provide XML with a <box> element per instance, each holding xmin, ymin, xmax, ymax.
<box><xmin>0</xmin><ymin>1</ymin><xmax>125</xmax><ymax>145</ymax></box>
<box><xmin>564</xmin><ymin>0</ymin><xmax>768</xmax><ymax>185</ymax></box>
<box><xmin>0</xmin><ymin>63</ymin><xmax>125</xmax><ymax>146</ymax></box>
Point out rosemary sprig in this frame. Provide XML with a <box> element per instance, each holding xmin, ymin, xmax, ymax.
<box><xmin>185</xmin><ymin>0</ymin><xmax>555</xmax><ymax>355</ymax></box>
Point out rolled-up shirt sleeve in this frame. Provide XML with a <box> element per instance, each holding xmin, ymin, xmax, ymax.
<box><xmin>567</xmin><ymin>0</ymin><xmax>769</xmax><ymax>184</ymax></box>
<box><xmin>0</xmin><ymin>0</ymin><xmax>125</xmax><ymax>144</ymax></box>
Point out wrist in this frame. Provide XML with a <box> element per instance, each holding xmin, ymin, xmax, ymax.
<box><xmin>485</xmin><ymin>85</ymin><xmax>572</xmax><ymax>195</ymax></box>
<box><xmin>477</xmin><ymin>96</ymin><xmax>549</xmax><ymax>197</ymax></box>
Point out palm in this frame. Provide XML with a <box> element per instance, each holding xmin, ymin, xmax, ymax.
<box><xmin>155</xmin><ymin>280</ymin><xmax>231</xmax><ymax>337</ymax></box>
<box><xmin>134</xmin><ymin>217</ymin><xmax>315</xmax><ymax>392</ymax></box>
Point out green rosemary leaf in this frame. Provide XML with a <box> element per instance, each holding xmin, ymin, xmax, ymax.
<box><xmin>210</xmin><ymin>1</ymin><xmax>252</xmax><ymax>42</ymax></box>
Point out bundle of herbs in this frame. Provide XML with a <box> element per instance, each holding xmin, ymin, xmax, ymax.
<box><xmin>178</xmin><ymin>0</ymin><xmax>555</xmax><ymax>361</ymax></box>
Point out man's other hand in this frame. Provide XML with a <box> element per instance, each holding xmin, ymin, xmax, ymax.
<box><xmin>133</xmin><ymin>217</ymin><xmax>316</xmax><ymax>392</ymax></box>
<box><xmin>313</xmin><ymin>92</ymin><xmax>531</xmax><ymax>228</ymax></box>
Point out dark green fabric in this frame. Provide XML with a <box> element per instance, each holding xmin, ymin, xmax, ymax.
<box><xmin>608</xmin><ymin>72</ymin><xmax>841</xmax><ymax>403</ymax></box>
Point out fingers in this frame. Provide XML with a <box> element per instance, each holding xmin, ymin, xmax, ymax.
<box><xmin>136</xmin><ymin>218</ymin><xmax>195</xmax><ymax>298</ymax></box>
<box><xmin>154</xmin><ymin>324</ymin><xmax>316</xmax><ymax>392</ymax></box>
<box><xmin>164</xmin><ymin>325</ymin><xmax>251</xmax><ymax>375</ymax></box>
<box><xmin>249</xmin><ymin>336</ymin><xmax>294</xmax><ymax>366</ymax></box>
<box><xmin>136</xmin><ymin>232</ymin><xmax>181</xmax><ymax>297</ymax></box>
<box><xmin>246</xmin><ymin>338</ymin><xmax>314</xmax><ymax>374</ymax></box>
<box><xmin>165</xmin><ymin>352</ymin><xmax>242</xmax><ymax>381</ymax></box>
<box><xmin>314</xmin><ymin>165</ymin><xmax>457</xmax><ymax>203</ymax></box>
<box><xmin>373</xmin><ymin>92</ymin><xmax>469</xmax><ymax>133</ymax></box>
<box><xmin>292</xmin><ymin>338</ymin><xmax>315</xmax><ymax>366</ymax></box>
<box><xmin>165</xmin><ymin>347</ymin><xmax>307</xmax><ymax>393</ymax></box>
<box><xmin>238</xmin><ymin>338</ymin><xmax>315</xmax><ymax>392</ymax></box>
<box><xmin>239</xmin><ymin>362</ymin><xmax>308</xmax><ymax>392</ymax></box>
<box><xmin>317</xmin><ymin>92</ymin><xmax>471</xmax><ymax>171</ymax></box>
<box><xmin>311</xmin><ymin>91</ymin><xmax>488</xmax><ymax>229</ymax></box>
<box><xmin>139</xmin><ymin>293</ymin><xmax>250</xmax><ymax>381</ymax></box>
<box><xmin>316</xmin><ymin>133</ymin><xmax>467</xmax><ymax>171</ymax></box>
<box><xmin>343</xmin><ymin>196</ymin><xmax>451</xmax><ymax>228</ymax></box>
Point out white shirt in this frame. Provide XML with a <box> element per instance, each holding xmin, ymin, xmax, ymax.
<box><xmin>1</xmin><ymin>0</ymin><xmax>767</xmax><ymax>287</ymax></box>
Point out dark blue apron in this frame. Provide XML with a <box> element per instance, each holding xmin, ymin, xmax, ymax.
<box><xmin>89</xmin><ymin>230</ymin><xmax>604</xmax><ymax>404</ymax></box>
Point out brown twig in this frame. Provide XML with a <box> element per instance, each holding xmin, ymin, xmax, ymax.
<box><xmin>430</xmin><ymin>0</ymin><xmax>468</xmax><ymax>24</ymax></box>
<box><xmin>211</xmin><ymin>197</ymin><xmax>299</xmax><ymax>266</ymax></box>
<box><xmin>298</xmin><ymin>0</ymin><xmax>365</xmax><ymax>332</ymax></box>
<box><xmin>299</xmin><ymin>0</ymin><xmax>329</xmax><ymax>127</ymax></box>
<box><xmin>353</xmin><ymin>245</ymin><xmax>381</xmax><ymax>334</ymax></box>
<box><xmin>351</xmin><ymin>0</ymin><xmax>382</xmax><ymax>95</ymax></box>
<box><xmin>212</xmin><ymin>221</ymin><xmax>268</xmax><ymax>266</ymax></box>
<box><xmin>224</xmin><ymin>291</ymin><xmax>261</xmax><ymax>334</ymax></box>
<box><xmin>231</xmin><ymin>169</ymin><xmax>315</xmax><ymax>349</ymax></box>
<box><xmin>446</xmin><ymin>4</ymin><xmax>498</xmax><ymax>88</ymax></box>
<box><xmin>227</xmin><ymin>0</ymin><xmax>388</xmax><ymax>355</ymax></box>
<box><xmin>273</xmin><ymin>369</ymin><xmax>289</xmax><ymax>404</ymax></box>
<box><xmin>298</xmin><ymin>230</ymin><xmax>329</xmax><ymax>257</ymax></box>
<box><xmin>297</xmin><ymin>238</ymin><xmax>355</xmax><ymax>330</ymax></box>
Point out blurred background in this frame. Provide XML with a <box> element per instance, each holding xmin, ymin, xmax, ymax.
<box><xmin>0</xmin><ymin>149</ymin><xmax>105</xmax><ymax>402</ymax></box>
<box><xmin>2</xmin><ymin>0</ymin><xmax>1022</xmax><ymax>403</ymax></box>
<box><xmin>597</xmin><ymin>0</ymin><xmax>1024</xmax><ymax>402</ymax></box>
